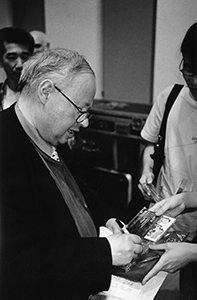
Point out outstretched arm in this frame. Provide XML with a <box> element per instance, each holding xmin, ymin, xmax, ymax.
<box><xmin>150</xmin><ymin>191</ymin><xmax>197</xmax><ymax>218</ymax></box>
<box><xmin>142</xmin><ymin>191</ymin><xmax>197</xmax><ymax>285</ymax></box>
<box><xmin>142</xmin><ymin>242</ymin><xmax>197</xmax><ymax>285</ymax></box>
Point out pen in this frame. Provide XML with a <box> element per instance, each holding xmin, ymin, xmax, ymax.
<box><xmin>138</xmin><ymin>254</ymin><xmax>161</xmax><ymax>265</ymax></box>
<box><xmin>125</xmin><ymin>255</ymin><xmax>159</xmax><ymax>271</ymax></box>
<box><xmin>115</xmin><ymin>219</ymin><xmax>130</xmax><ymax>234</ymax></box>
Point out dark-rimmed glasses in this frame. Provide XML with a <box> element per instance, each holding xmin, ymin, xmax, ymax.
<box><xmin>54</xmin><ymin>85</ymin><xmax>92</xmax><ymax>123</ymax></box>
<box><xmin>179</xmin><ymin>59</ymin><xmax>197</xmax><ymax>78</ymax></box>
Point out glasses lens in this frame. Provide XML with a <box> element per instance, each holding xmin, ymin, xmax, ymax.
<box><xmin>180</xmin><ymin>61</ymin><xmax>195</xmax><ymax>77</ymax></box>
<box><xmin>76</xmin><ymin>112</ymin><xmax>92</xmax><ymax>123</ymax></box>
<box><xmin>181</xmin><ymin>69</ymin><xmax>194</xmax><ymax>77</ymax></box>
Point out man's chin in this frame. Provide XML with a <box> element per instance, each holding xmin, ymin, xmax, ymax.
<box><xmin>12</xmin><ymin>74</ymin><xmax>21</xmax><ymax>82</ymax></box>
<box><xmin>58</xmin><ymin>137</ymin><xmax>69</xmax><ymax>145</ymax></box>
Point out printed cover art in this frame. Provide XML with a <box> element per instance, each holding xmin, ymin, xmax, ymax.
<box><xmin>113</xmin><ymin>207</ymin><xmax>188</xmax><ymax>280</ymax></box>
<box><xmin>126</xmin><ymin>207</ymin><xmax>175</xmax><ymax>243</ymax></box>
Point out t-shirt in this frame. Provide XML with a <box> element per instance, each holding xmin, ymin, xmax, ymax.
<box><xmin>141</xmin><ymin>85</ymin><xmax>197</xmax><ymax>239</ymax></box>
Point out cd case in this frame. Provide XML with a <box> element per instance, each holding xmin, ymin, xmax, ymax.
<box><xmin>113</xmin><ymin>207</ymin><xmax>188</xmax><ymax>282</ymax></box>
<box><xmin>127</xmin><ymin>207</ymin><xmax>175</xmax><ymax>243</ymax></box>
<box><xmin>141</xmin><ymin>183</ymin><xmax>163</xmax><ymax>203</ymax></box>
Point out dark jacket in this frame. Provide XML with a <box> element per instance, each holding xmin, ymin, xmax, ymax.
<box><xmin>0</xmin><ymin>104</ymin><xmax>114</xmax><ymax>300</ymax></box>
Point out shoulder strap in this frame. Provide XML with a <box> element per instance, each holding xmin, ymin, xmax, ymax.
<box><xmin>150</xmin><ymin>84</ymin><xmax>183</xmax><ymax>184</ymax></box>
<box><xmin>159</xmin><ymin>84</ymin><xmax>184</xmax><ymax>141</ymax></box>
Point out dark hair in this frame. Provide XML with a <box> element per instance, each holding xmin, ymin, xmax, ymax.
<box><xmin>181</xmin><ymin>22</ymin><xmax>197</xmax><ymax>73</ymax></box>
<box><xmin>0</xmin><ymin>27</ymin><xmax>34</xmax><ymax>59</ymax></box>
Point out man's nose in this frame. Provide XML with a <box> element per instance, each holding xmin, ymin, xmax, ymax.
<box><xmin>15</xmin><ymin>57</ymin><xmax>24</xmax><ymax>69</ymax></box>
<box><xmin>80</xmin><ymin>118</ymin><xmax>89</xmax><ymax>128</ymax></box>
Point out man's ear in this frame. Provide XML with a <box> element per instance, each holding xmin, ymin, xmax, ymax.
<box><xmin>38</xmin><ymin>79</ymin><xmax>53</xmax><ymax>105</ymax></box>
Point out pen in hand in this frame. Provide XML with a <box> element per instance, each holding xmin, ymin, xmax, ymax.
<box><xmin>115</xmin><ymin>219</ymin><xmax>130</xmax><ymax>234</ymax></box>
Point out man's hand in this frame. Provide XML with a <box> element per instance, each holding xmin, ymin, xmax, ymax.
<box><xmin>105</xmin><ymin>218</ymin><xmax>123</xmax><ymax>234</ymax></box>
<box><xmin>142</xmin><ymin>242</ymin><xmax>197</xmax><ymax>285</ymax></box>
<box><xmin>106</xmin><ymin>233</ymin><xmax>142</xmax><ymax>266</ymax></box>
<box><xmin>149</xmin><ymin>194</ymin><xmax>186</xmax><ymax>217</ymax></box>
<box><xmin>138</xmin><ymin>172</ymin><xmax>155</xmax><ymax>201</ymax></box>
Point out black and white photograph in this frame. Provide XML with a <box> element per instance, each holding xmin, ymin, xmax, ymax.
<box><xmin>0</xmin><ymin>1</ymin><xmax>197</xmax><ymax>300</ymax></box>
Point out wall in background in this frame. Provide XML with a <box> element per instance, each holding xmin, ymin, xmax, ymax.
<box><xmin>45</xmin><ymin>0</ymin><xmax>103</xmax><ymax>100</ymax></box>
<box><xmin>45</xmin><ymin>0</ymin><xmax>197</xmax><ymax>104</ymax></box>
<box><xmin>0</xmin><ymin>0</ymin><xmax>196</xmax><ymax>103</ymax></box>
<box><xmin>0</xmin><ymin>0</ymin><xmax>12</xmax><ymax>28</ymax></box>
<box><xmin>102</xmin><ymin>0</ymin><xmax>156</xmax><ymax>103</ymax></box>
<box><xmin>10</xmin><ymin>0</ymin><xmax>45</xmax><ymax>32</ymax></box>
<box><xmin>45</xmin><ymin>0</ymin><xmax>156</xmax><ymax>103</ymax></box>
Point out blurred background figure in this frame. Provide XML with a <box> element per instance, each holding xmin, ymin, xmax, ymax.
<box><xmin>0</xmin><ymin>27</ymin><xmax>34</xmax><ymax>110</ymax></box>
<box><xmin>30</xmin><ymin>30</ymin><xmax>50</xmax><ymax>53</ymax></box>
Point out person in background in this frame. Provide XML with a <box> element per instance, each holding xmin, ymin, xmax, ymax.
<box><xmin>139</xmin><ymin>22</ymin><xmax>197</xmax><ymax>241</ymax></box>
<box><xmin>138</xmin><ymin>22</ymin><xmax>197</xmax><ymax>300</ymax></box>
<box><xmin>0</xmin><ymin>48</ymin><xmax>142</xmax><ymax>300</ymax></box>
<box><xmin>30</xmin><ymin>30</ymin><xmax>50</xmax><ymax>53</ymax></box>
<box><xmin>0</xmin><ymin>27</ymin><xmax>34</xmax><ymax>110</ymax></box>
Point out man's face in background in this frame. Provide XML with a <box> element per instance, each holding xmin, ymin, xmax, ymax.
<box><xmin>30</xmin><ymin>31</ymin><xmax>50</xmax><ymax>54</ymax></box>
<box><xmin>1</xmin><ymin>42</ymin><xmax>31</xmax><ymax>82</ymax></box>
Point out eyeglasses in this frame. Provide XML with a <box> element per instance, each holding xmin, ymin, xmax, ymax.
<box><xmin>179</xmin><ymin>59</ymin><xmax>197</xmax><ymax>78</ymax></box>
<box><xmin>54</xmin><ymin>85</ymin><xmax>92</xmax><ymax>123</ymax></box>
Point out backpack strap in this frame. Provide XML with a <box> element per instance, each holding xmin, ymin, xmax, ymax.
<box><xmin>151</xmin><ymin>84</ymin><xmax>183</xmax><ymax>184</ymax></box>
<box><xmin>159</xmin><ymin>84</ymin><xmax>184</xmax><ymax>142</ymax></box>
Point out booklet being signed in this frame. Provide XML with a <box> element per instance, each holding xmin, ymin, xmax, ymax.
<box><xmin>113</xmin><ymin>207</ymin><xmax>188</xmax><ymax>282</ymax></box>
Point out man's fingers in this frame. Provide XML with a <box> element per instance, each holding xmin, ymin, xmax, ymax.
<box><xmin>149</xmin><ymin>243</ymin><xmax>167</xmax><ymax>251</ymax></box>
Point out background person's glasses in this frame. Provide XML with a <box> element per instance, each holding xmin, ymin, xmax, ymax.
<box><xmin>179</xmin><ymin>59</ymin><xmax>197</xmax><ymax>78</ymax></box>
<box><xmin>54</xmin><ymin>85</ymin><xmax>91</xmax><ymax>123</ymax></box>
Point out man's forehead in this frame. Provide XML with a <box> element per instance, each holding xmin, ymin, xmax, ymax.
<box><xmin>3</xmin><ymin>42</ymin><xmax>30</xmax><ymax>53</ymax></box>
